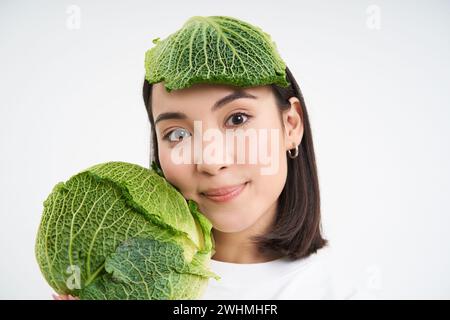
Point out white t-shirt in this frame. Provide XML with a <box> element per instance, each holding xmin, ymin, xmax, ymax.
<box><xmin>200</xmin><ymin>246</ymin><xmax>364</xmax><ymax>300</ymax></box>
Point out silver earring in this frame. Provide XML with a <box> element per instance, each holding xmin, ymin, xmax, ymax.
<box><xmin>288</xmin><ymin>144</ymin><xmax>299</xmax><ymax>159</ymax></box>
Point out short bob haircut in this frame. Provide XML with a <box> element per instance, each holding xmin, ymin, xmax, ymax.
<box><xmin>142</xmin><ymin>66</ymin><xmax>328</xmax><ymax>260</ymax></box>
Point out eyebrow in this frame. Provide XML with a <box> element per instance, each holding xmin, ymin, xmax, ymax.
<box><xmin>154</xmin><ymin>90</ymin><xmax>257</xmax><ymax>125</ymax></box>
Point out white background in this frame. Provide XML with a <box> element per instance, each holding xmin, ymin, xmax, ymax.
<box><xmin>1</xmin><ymin>0</ymin><xmax>449</xmax><ymax>299</ymax></box>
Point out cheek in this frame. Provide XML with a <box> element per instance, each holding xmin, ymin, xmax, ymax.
<box><xmin>251</xmin><ymin>133</ymin><xmax>287</xmax><ymax>200</ymax></box>
<box><xmin>246</xmin><ymin>117</ymin><xmax>285</xmax><ymax>175</ymax></box>
<box><xmin>158</xmin><ymin>148</ymin><xmax>194</xmax><ymax>197</ymax></box>
<box><xmin>253</xmin><ymin>156</ymin><xmax>287</xmax><ymax>205</ymax></box>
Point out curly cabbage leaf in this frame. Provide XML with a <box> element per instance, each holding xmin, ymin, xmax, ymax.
<box><xmin>145</xmin><ymin>15</ymin><xmax>290</xmax><ymax>92</ymax></box>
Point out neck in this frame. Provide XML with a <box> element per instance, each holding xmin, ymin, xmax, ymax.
<box><xmin>211</xmin><ymin>201</ymin><xmax>282</xmax><ymax>264</ymax></box>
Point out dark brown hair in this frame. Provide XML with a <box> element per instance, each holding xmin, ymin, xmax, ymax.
<box><xmin>142</xmin><ymin>66</ymin><xmax>328</xmax><ymax>260</ymax></box>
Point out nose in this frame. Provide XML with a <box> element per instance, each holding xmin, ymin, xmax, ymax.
<box><xmin>196</xmin><ymin>146</ymin><xmax>234</xmax><ymax>175</ymax></box>
<box><xmin>196</xmin><ymin>162</ymin><xmax>228</xmax><ymax>176</ymax></box>
<box><xmin>195</xmin><ymin>133</ymin><xmax>234</xmax><ymax>176</ymax></box>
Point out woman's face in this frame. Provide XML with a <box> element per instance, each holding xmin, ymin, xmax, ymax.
<box><xmin>152</xmin><ymin>82</ymin><xmax>302</xmax><ymax>234</ymax></box>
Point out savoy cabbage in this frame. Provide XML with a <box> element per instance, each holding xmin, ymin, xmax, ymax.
<box><xmin>35</xmin><ymin>161</ymin><xmax>219</xmax><ymax>299</ymax></box>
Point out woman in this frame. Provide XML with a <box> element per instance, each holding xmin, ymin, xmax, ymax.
<box><xmin>55</xmin><ymin>15</ymin><xmax>357</xmax><ymax>300</ymax></box>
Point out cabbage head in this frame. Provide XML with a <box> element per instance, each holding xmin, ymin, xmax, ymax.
<box><xmin>35</xmin><ymin>161</ymin><xmax>219</xmax><ymax>299</ymax></box>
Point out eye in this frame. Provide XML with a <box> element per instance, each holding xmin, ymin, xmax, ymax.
<box><xmin>225</xmin><ymin>112</ymin><xmax>252</xmax><ymax>127</ymax></box>
<box><xmin>162</xmin><ymin>128</ymin><xmax>191</xmax><ymax>142</ymax></box>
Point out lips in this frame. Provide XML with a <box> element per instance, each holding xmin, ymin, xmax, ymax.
<box><xmin>201</xmin><ymin>182</ymin><xmax>248</xmax><ymax>196</ymax></box>
<box><xmin>201</xmin><ymin>182</ymin><xmax>248</xmax><ymax>203</ymax></box>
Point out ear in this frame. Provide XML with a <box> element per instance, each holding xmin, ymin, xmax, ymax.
<box><xmin>282</xmin><ymin>97</ymin><xmax>304</xmax><ymax>151</ymax></box>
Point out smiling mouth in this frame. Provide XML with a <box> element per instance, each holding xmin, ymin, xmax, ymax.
<box><xmin>200</xmin><ymin>181</ymin><xmax>249</xmax><ymax>203</ymax></box>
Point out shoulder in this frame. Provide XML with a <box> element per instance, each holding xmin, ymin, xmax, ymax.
<box><xmin>274</xmin><ymin>245</ymin><xmax>363</xmax><ymax>299</ymax></box>
<box><xmin>308</xmin><ymin>245</ymin><xmax>377</xmax><ymax>299</ymax></box>
<box><xmin>201</xmin><ymin>245</ymin><xmax>371</xmax><ymax>300</ymax></box>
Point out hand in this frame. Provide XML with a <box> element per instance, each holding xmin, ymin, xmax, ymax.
<box><xmin>52</xmin><ymin>293</ymin><xmax>79</xmax><ymax>300</ymax></box>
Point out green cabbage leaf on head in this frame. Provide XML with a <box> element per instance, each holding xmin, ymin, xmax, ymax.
<box><xmin>145</xmin><ymin>15</ymin><xmax>290</xmax><ymax>92</ymax></box>
<box><xmin>35</xmin><ymin>161</ymin><xmax>219</xmax><ymax>300</ymax></box>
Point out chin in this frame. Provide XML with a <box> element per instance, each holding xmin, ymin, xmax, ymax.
<box><xmin>209</xmin><ymin>216</ymin><xmax>257</xmax><ymax>234</ymax></box>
